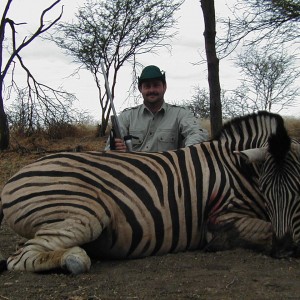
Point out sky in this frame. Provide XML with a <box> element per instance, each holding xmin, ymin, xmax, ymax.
<box><xmin>2</xmin><ymin>0</ymin><xmax>300</xmax><ymax>121</ymax></box>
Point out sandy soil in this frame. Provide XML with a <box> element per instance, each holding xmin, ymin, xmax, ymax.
<box><xmin>1</xmin><ymin>222</ymin><xmax>300</xmax><ymax>300</ymax></box>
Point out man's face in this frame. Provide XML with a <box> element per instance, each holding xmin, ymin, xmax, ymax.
<box><xmin>139</xmin><ymin>80</ymin><xmax>166</xmax><ymax>104</ymax></box>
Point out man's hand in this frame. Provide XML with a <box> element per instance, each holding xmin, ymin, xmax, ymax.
<box><xmin>114</xmin><ymin>138</ymin><xmax>126</xmax><ymax>151</ymax></box>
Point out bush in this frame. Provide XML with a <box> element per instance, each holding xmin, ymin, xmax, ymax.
<box><xmin>45</xmin><ymin>121</ymin><xmax>79</xmax><ymax>139</ymax></box>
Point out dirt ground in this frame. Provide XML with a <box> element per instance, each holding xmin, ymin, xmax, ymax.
<box><xmin>1</xmin><ymin>222</ymin><xmax>300</xmax><ymax>300</ymax></box>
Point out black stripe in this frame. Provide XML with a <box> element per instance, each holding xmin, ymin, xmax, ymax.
<box><xmin>101</xmin><ymin>152</ymin><xmax>165</xmax><ymax>205</ymax></box>
<box><xmin>15</xmin><ymin>202</ymin><xmax>98</xmax><ymax>224</ymax></box>
<box><xmin>176</xmin><ymin>149</ymin><xmax>193</xmax><ymax>248</ymax></box>
<box><xmin>190</xmin><ymin>146</ymin><xmax>206</xmax><ymax>248</ymax></box>
<box><xmin>148</xmin><ymin>152</ymin><xmax>179</xmax><ymax>253</ymax></box>
<box><xmin>201</xmin><ymin>146</ymin><xmax>217</xmax><ymax>203</ymax></box>
<box><xmin>33</xmin><ymin>218</ymin><xmax>65</xmax><ymax>227</ymax></box>
<box><xmin>3</xmin><ymin>183</ymin><xmax>100</xmax><ymax>208</ymax></box>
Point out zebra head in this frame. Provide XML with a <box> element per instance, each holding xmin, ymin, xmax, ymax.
<box><xmin>235</xmin><ymin>125</ymin><xmax>300</xmax><ymax>258</ymax></box>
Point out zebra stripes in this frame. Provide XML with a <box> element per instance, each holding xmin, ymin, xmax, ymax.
<box><xmin>0</xmin><ymin>111</ymin><xmax>299</xmax><ymax>274</ymax></box>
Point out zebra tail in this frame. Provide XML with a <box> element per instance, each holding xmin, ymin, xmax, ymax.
<box><xmin>0</xmin><ymin>196</ymin><xmax>8</xmax><ymax>272</ymax></box>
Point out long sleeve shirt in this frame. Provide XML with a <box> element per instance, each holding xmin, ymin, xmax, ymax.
<box><xmin>105</xmin><ymin>102</ymin><xmax>208</xmax><ymax>152</ymax></box>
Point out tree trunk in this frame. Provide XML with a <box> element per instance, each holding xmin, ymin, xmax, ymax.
<box><xmin>200</xmin><ymin>0</ymin><xmax>222</xmax><ymax>138</ymax></box>
<box><xmin>0</xmin><ymin>105</ymin><xmax>9</xmax><ymax>150</ymax></box>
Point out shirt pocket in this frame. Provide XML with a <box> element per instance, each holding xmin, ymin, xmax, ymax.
<box><xmin>157</xmin><ymin>130</ymin><xmax>177</xmax><ymax>150</ymax></box>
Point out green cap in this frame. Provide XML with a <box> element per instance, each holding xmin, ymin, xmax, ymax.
<box><xmin>138</xmin><ymin>65</ymin><xmax>166</xmax><ymax>86</ymax></box>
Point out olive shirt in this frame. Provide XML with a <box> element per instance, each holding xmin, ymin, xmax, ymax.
<box><xmin>105</xmin><ymin>102</ymin><xmax>208</xmax><ymax>152</ymax></box>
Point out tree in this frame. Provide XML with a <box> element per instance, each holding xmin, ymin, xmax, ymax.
<box><xmin>200</xmin><ymin>0</ymin><xmax>222</xmax><ymax>138</ymax></box>
<box><xmin>0</xmin><ymin>0</ymin><xmax>64</xmax><ymax>150</ymax></box>
<box><xmin>51</xmin><ymin>0</ymin><xmax>183</xmax><ymax>136</ymax></box>
<box><xmin>185</xmin><ymin>87</ymin><xmax>244</xmax><ymax>119</ymax></box>
<box><xmin>235</xmin><ymin>46</ymin><xmax>299</xmax><ymax>112</ymax></box>
<box><xmin>7</xmin><ymin>86</ymin><xmax>80</xmax><ymax>137</ymax></box>
<box><xmin>215</xmin><ymin>0</ymin><xmax>299</xmax><ymax>117</ymax></box>
<box><xmin>221</xmin><ymin>86</ymin><xmax>255</xmax><ymax>118</ymax></box>
<box><xmin>219</xmin><ymin>0</ymin><xmax>300</xmax><ymax>55</ymax></box>
<box><xmin>182</xmin><ymin>87</ymin><xmax>210</xmax><ymax>119</ymax></box>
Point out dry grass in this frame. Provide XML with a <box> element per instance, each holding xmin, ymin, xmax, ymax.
<box><xmin>200</xmin><ymin>118</ymin><xmax>211</xmax><ymax>137</ymax></box>
<box><xmin>284</xmin><ymin>117</ymin><xmax>300</xmax><ymax>140</ymax></box>
<box><xmin>9</xmin><ymin>124</ymin><xmax>106</xmax><ymax>153</ymax></box>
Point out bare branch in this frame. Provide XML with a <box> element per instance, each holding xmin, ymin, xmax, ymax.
<box><xmin>217</xmin><ymin>0</ymin><xmax>300</xmax><ymax>57</ymax></box>
<box><xmin>1</xmin><ymin>1</ymin><xmax>63</xmax><ymax>81</ymax></box>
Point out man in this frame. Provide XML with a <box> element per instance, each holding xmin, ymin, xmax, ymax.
<box><xmin>105</xmin><ymin>65</ymin><xmax>208</xmax><ymax>152</ymax></box>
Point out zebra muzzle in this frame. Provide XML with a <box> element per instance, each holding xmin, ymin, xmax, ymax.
<box><xmin>271</xmin><ymin>233</ymin><xmax>297</xmax><ymax>259</ymax></box>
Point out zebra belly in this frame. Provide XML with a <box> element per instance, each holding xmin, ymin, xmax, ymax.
<box><xmin>82</xmin><ymin>219</ymin><xmax>206</xmax><ymax>259</ymax></box>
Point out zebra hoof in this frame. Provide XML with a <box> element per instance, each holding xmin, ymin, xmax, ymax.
<box><xmin>0</xmin><ymin>258</ymin><xmax>7</xmax><ymax>273</ymax></box>
<box><xmin>62</xmin><ymin>247</ymin><xmax>91</xmax><ymax>275</ymax></box>
<box><xmin>0</xmin><ymin>251</ymin><xmax>7</xmax><ymax>272</ymax></box>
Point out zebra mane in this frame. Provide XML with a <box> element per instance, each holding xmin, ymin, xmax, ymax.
<box><xmin>268</xmin><ymin>121</ymin><xmax>291</xmax><ymax>163</ymax></box>
<box><xmin>216</xmin><ymin>111</ymin><xmax>291</xmax><ymax>162</ymax></box>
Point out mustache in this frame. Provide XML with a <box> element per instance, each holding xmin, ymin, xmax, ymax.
<box><xmin>146</xmin><ymin>92</ymin><xmax>159</xmax><ymax>97</ymax></box>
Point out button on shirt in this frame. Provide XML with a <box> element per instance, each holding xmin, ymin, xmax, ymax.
<box><xmin>106</xmin><ymin>102</ymin><xmax>208</xmax><ymax>152</ymax></box>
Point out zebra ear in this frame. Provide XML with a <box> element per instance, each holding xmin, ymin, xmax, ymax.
<box><xmin>233</xmin><ymin>147</ymin><xmax>268</xmax><ymax>163</ymax></box>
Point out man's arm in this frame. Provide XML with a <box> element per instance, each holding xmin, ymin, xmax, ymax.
<box><xmin>179</xmin><ymin>108</ymin><xmax>209</xmax><ymax>146</ymax></box>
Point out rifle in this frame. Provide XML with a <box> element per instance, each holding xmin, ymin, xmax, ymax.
<box><xmin>100</xmin><ymin>62</ymin><xmax>133</xmax><ymax>151</ymax></box>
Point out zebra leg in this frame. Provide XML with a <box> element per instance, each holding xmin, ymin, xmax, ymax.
<box><xmin>7</xmin><ymin>219</ymin><xmax>104</xmax><ymax>274</ymax></box>
<box><xmin>206</xmin><ymin>216</ymin><xmax>273</xmax><ymax>253</ymax></box>
<box><xmin>7</xmin><ymin>243</ymin><xmax>91</xmax><ymax>274</ymax></box>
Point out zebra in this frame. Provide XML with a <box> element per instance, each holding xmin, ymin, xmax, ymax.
<box><xmin>0</xmin><ymin>111</ymin><xmax>299</xmax><ymax>274</ymax></box>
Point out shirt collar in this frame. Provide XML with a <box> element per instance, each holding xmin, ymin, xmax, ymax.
<box><xmin>142</xmin><ymin>101</ymin><xmax>167</xmax><ymax>115</ymax></box>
